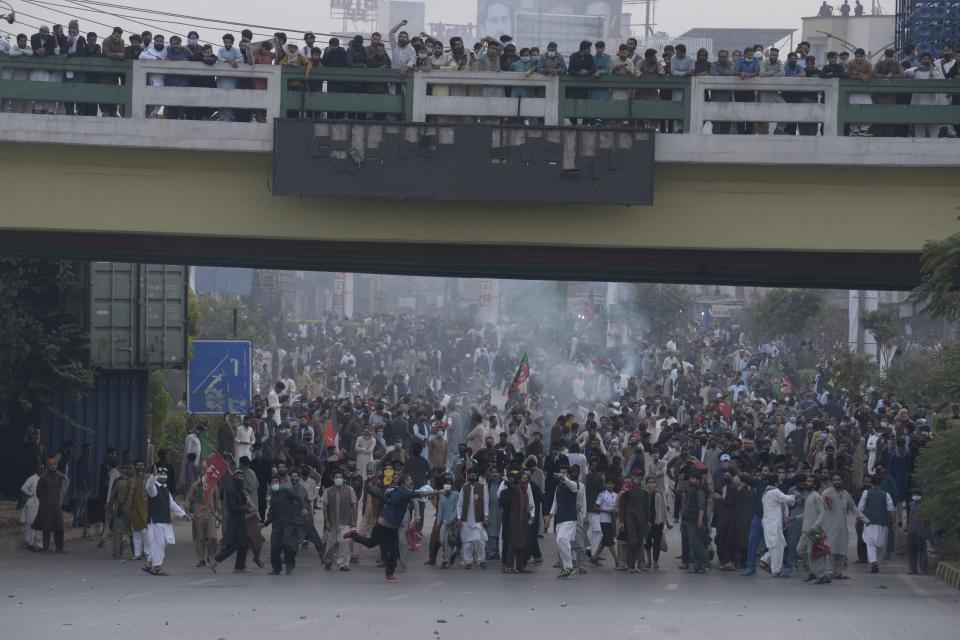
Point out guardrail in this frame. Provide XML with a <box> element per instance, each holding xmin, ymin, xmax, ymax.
<box><xmin>2</xmin><ymin>58</ymin><xmax>959</xmax><ymax>142</ymax></box>
<box><xmin>279</xmin><ymin>66</ymin><xmax>412</xmax><ymax>120</ymax></box>
<box><xmin>559</xmin><ymin>75</ymin><xmax>691</xmax><ymax>130</ymax></box>
<box><xmin>413</xmin><ymin>70</ymin><xmax>560</xmax><ymax>125</ymax></box>
<box><xmin>0</xmin><ymin>57</ymin><xmax>133</xmax><ymax>116</ymax></box>
<box><xmin>837</xmin><ymin>78</ymin><xmax>960</xmax><ymax>136</ymax></box>
<box><xmin>134</xmin><ymin>60</ymin><xmax>281</xmax><ymax>121</ymax></box>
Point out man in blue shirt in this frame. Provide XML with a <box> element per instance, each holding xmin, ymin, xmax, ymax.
<box><xmin>345</xmin><ymin>469</ymin><xmax>436</xmax><ymax>582</ymax></box>
<box><xmin>566</xmin><ymin>40</ymin><xmax>597</xmax><ymax>124</ymax></box>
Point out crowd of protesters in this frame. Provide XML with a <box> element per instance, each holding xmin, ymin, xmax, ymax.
<box><xmin>17</xmin><ymin>300</ymin><xmax>941</xmax><ymax>583</ymax></box>
<box><xmin>2</xmin><ymin>17</ymin><xmax>959</xmax><ymax>135</ymax></box>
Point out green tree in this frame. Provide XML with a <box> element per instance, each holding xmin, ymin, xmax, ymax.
<box><xmin>743</xmin><ymin>289</ymin><xmax>826</xmax><ymax>342</ymax></box>
<box><xmin>861</xmin><ymin>308</ymin><xmax>901</xmax><ymax>369</ymax></box>
<box><xmin>831</xmin><ymin>349</ymin><xmax>880</xmax><ymax>396</ymax></box>
<box><xmin>195</xmin><ymin>294</ymin><xmax>269</xmax><ymax>344</ymax></box>
<box><xmin>910</xmin><ymin>232</ymin><xmax>960</xmax><ymax>321</ymax></box>
<box><xmin>809</xmin><ymin>303</ymin><xmax>849</xmax><ymax>354</ymax></box>
<box><xmin>917</xmin><ymin>426</ymin><xmax>960</xmax><ymax>560</ymax></box>
<box><xmin>631</xmin><ymin>283</ymin><xmax>695</xmax><ymax>340</ymax></box>
<box><xmin>147</xmin><ymin>370</ymin><xmax>172</xmax><ymax>447</ymax></box>
<box><xmin>0</xmin><ymin>259</ymin><xmax>94</xmax><ymax>428</ymax></box>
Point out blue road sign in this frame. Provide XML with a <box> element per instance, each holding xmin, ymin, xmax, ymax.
<box><xmin>187</xmin><ymin>340</ymin><xmax>252</xmax><ymax>415</ymax></box>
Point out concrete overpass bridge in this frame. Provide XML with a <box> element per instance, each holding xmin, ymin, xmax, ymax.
<box><xmin>1</xmin><ymin>58</ymin><xmax>958</xmax><ymax>289</ymax></box>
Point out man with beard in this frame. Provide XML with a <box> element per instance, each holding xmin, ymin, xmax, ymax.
<box><xmin>32</xmin><ymin>459</ymin><xmax>67</xmax><ymax>553</ymax></box>
<box><xmin>187</xmin><ymin>473</ymin><xmax>221</xmax><ymax>567</ymax></box>
<box><xmin>142</xmin><ymin>466</ymin><xmax>190</xmax><ymax>575</ymax></box>
<box><xmin>616</xmin><ymin>472</ymin><xmax>648</xmax><ymax>572</ymax></box>
<box><xmin>858</xmin><ymin>474</ymin><xmax>893</xmax><ymax>574</ymax></box>
<box><xmin>821</xmin><ymin>472</ymin><xmax>868</xmax><ymax>580</ymax></box>
<box><xmin>210</xmin><ymin>469</ymin><xmax>250</xmax><ymax>573</ymax></box>
<box><xmin>796</xmin><ymin>474</ymin><xmax>830</xmax><ymax>584</ymax></box>
<box><xmin>499</xmin><ymin>468</ymin><xmax>533</xmax><ymax>573</ymax></box>
<box><xmin>456</xmin><ymin>469</ymin><xmax>489</xmax><ymax>568</ymax></box>
<box><xmin>129</xmin><ymin>459</ymin><xmax>150</xmax><ymax>560</ymax></box>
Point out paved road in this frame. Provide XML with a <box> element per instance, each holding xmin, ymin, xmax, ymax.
<box><xmin>0</xmin><ymin>522</ymin><xmax>957</xmax><ymax>640</ymax></box>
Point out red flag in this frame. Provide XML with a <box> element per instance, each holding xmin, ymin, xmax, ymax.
<box><xmin>201</xmin><ymin>452</ymin><xmax>229</xmax><ymax>499</ymax></box>
<box><xmin>507</xmin><ymin>352</ymin><xmax>530</xmax><ymax>398</ymax></box>
<box><xmin>324</xmin><ymin>418</ymin><xmax>339</xmax><ymax>450</ymax></box>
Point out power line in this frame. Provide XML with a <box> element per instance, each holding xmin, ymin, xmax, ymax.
<box><xmin>60</xmin><ymin>0</ymin><xmax>190</xmax><ymax>40</ymax></box>
<box><xmin>65</xmin><ymin>0</ymin><xmax>351</xmax><ymax>40</ymax></box>
<box><xmin>30</xmin><ymin>0</ymin><xmax>278</xmax><ymax>39</ymax></box>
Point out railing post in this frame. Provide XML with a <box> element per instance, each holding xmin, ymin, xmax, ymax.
<box><xmin>688</xmin><ymin>76</ymin><xmax>703</xmax><ymax>137</ymax></box>
<box><xmin>556</xmin><ymin>76</ymin><xmax>566</xmax><ymax>125</ymax></box>
<box><xmin>410</xmin><ymin>72</ymin><xmax>425</xmax><ymax>122</ymax></box>
<box><xmin>130</xmin><ymin>61</ymin><xmax>145</xmax><ymax>121</ymax></box>
<box><xmin>266</xmin><ymin>65</ymin><xmax>282</xmax><ymax>123</ymax></box>
<box><xmin>830</xmin><ymin>79</ymin><xmax>843</xmax><ymax>137</ymax></box>
<box><xmin>544</xmin><ymin>76</ymin><xmax>560</xmax><ymax>127</ymax></box>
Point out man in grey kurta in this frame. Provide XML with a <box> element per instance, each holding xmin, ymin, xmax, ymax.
<box><xmin>796</xmin><ymin>474</ymin><xmax>829</xmax><ymax>584</ymax></box>
<box><xmin>821</xmin><ymin>473</ymin><xmax>867</xmax><ymax>580</ymax></box>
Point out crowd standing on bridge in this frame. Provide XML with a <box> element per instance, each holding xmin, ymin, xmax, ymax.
<box><xmin>2</xmin><ymin>16</ymin><xmax>959</xmax><ymax>135</ymax></box>
<box><xmin>17</xmin><ymin>305</ymin><xmax>941</xmax><ymax>585</ymax></box>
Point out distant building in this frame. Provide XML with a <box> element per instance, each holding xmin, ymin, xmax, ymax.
<box><xmin>678</xmin><ymin>27</ymin><xmax>797</xmax><ymax>57</ymax></box>
<box><xmin>801</xmin><ymin>13</ymin><xmax>895</xmax><ymax>60</ymax></box>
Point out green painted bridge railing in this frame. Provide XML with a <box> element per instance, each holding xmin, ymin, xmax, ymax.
<box><xmin>1</xmin><ymin>58</ymin><xmax>959</xmax><ymax>138</ymax></box>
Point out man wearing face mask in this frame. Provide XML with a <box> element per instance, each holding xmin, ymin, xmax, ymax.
<box><xmin>322</xmin><ymin>471</ymin><xmax>358</xmax><ymax>571</ymax></box>
<box><xmin>263</xmin><ymin>475</ymin><xmax>306</xmax><ymax>575</ymax></box>
<box><xmin>535</xmin><ymin>41</ymin><xmax>566</xmax><ymax>77</ymax></box>
<box><xmin>432</xmin><ymin>475</ymin><xmax>460</xmax><ymax>568</ymax></box>
<box><xmin>142</xmin><ymin>466</ymin><xmax>190</xmax><ymax>575</ymax></box>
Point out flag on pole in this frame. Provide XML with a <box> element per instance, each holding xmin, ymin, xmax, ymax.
<box><xmin>507</xmin><ymin>352</ymin><xmax>530</xmax><ymax>398</ymax></box>
<box><xmin>200</xmin><ymin>451</ymin><xmax>229</xmax><ymax>500</ymax></box>
<box><xmin>198</xmin><ymin>433</ymin><xmax>217</xmax><ymax>461</ymax></box>
<box><xmin>324</xmin><ymin>417</ymin><xmax>339</xmax><ymax>450</ymax></box>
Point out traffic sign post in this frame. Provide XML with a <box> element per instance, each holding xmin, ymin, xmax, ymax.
<box><xmin>187</xmin><ymin>340</ymin><xmax>252</xmax><ymax>415</ymax></box>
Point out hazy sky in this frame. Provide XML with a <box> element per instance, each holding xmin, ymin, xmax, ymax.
<box><xmin>11</xmin><ymin>1</ymin><xmax>893</xmax><ymax>41</ymax></box>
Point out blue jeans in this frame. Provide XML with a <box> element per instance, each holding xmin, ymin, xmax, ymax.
<box><xmin>746</xmin><ymin>516</ymin><xmax>763</xmax><ymax>570</ymax></box>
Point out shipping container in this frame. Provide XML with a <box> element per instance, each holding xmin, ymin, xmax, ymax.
<box><xmin>39</xmin><ymin>369</ymin><xmax>149</xmax><ymax>496</ymax></box>
<box><xmin>89</xmin><ymin>262</ymin><xmax>188</xmax><ymax>368</ymax></box>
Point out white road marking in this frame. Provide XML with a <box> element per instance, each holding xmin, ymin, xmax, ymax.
<box><xmin>121</xmin><ymin>592</ymin><xmax>153</xmax><ymax>600</ymax></box>
<box><xmin>652</xmin><ymin>597</ymin><xmax>667</xmax><ymax>604</ymax></box>
<box><xmin>386</xmin><ymin>594</ymin><xmax>409</xmax><ymax>601</ymax></box>
<box><xmin>666</xmin><ymin>583</ymin><xmax>679</xmax><ymax>591</ymax></box>
<box><xmin>428</xmin><ymin>581</ymin><xmax>446</xmax><ymax>588</ymax></box>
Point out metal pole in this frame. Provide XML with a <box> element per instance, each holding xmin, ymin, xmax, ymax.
<box><xmin>233</xmin><ymin>307</ymin><xmax>239</xmax><ymax>338</ymax></box>
<box><xmin>644</xmin><ymin>0</ymin><xmax>652</xmax><ymax>39</ymax></box>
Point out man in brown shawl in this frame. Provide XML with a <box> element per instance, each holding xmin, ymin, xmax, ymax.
<box><xmin>33</xmin><ymin>458</ymin><xmax>67</xmax><ymax>552</ymax></box>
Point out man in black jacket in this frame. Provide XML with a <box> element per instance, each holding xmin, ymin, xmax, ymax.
<box><xmin>210</xmin><ymin>469</ymin><xmax>249</xmax><ymax>573</ymax></box>
<box><xmin>263</xmin><ymin>476</ymin><xmax>307</xmax><ymax>575</ymax></box>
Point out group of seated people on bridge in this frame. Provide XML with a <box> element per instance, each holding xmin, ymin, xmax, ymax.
<box><xmin>1</xmin><ymin>17</ymin><xmax>959</xmax><ymax>136</ymax></box>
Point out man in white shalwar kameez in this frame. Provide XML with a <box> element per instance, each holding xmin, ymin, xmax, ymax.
<box><xmin>20</xmin><ymin>464</ymin><xmax>44</xmax><ymax>550</ymax></box>
<box><xmin>761</xmin><ymin>484</ymin><xmax>795</xmax><ymax>577</ymax></box>
<box><xmin>858</xmin><ymin>475</ymin><xmax>893</xmax><ymax>573</ymax></box>
<box><xmin>143</xmin><ymin>468</ymin><xmax>190</xmax><ymax>576</ymax></box>
<box><xmin>456</xmin><ymin>470</ymin><xmax>489</xmax><ymax>568</ymax></box>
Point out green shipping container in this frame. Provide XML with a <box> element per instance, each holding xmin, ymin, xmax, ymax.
<box><xmin>89</xmin><ymin>262</ymin><xmax>188</xmax><ymax>368</ymax></box>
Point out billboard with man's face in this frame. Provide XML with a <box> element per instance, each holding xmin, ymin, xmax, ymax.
<box><xmin>477</xmin><ymin>0</ymin><xmax>623</xmax><ymax>42</ymax></box>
